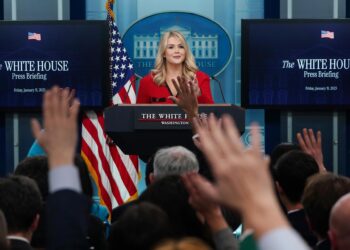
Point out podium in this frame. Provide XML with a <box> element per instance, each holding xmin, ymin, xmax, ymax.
<box><xmin>104</xmin><ymin>104</ymin><xmax>245</xmax><ymax>162</ymax></box>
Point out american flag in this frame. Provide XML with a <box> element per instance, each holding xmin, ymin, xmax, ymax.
<box><xmin>28</xmin><ymin>32</ymin><xmax>41</xmax><ymax>41</ymax></box>
<box><xmin>81</xmin><ymin>0</ymin><xmax>139</xmax><ymax>213</ymax></box>
<box><xmin>321</xmin><ymin>30</ymin><xmax>334</xmax><ymax>39</ymax></box>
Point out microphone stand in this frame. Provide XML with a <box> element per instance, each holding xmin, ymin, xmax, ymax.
<box><xmin>211</xmin><ymin>76</ymin><xmax>226</xmax><ymax>103</ymax></box>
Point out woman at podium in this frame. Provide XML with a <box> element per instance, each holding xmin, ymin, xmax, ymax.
<box><xmin>136</xmin><ymin>31</ymin><xmax>214</xmax><ymax>104</ymax></box>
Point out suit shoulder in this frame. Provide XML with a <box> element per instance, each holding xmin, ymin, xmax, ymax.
<box><xmin>196</xmin><ymin>70</ymin><xmax>210</xmax><ymax>79</ymax></box>
<box><xmin>140</xmin><ymin>73</ymin><xmax>155</xmax><ymax>83</ymax></box>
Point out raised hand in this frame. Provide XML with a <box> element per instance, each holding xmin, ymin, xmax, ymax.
<box><xmin>31</xmin><ymin>86</ymin><xmax>80</xmax><ymax>168</ymax></box>
<box><xmin>182</xmin><ymin>172</ymin><xmax>228</xmax><ymax>232</ymax></box>
<box><xmin>188</xmin><ymin>77</ymin><xmax>201</xmax><ymax>97</ymax></box>
<box><xmin>193</xmin><ymin>114</ymin><xmax>289</xmax><ymax>238</ymax></box>
<box><xmin>193</xmin><ymin>115</ymin><xmax>272</xmax><ymax>210</ymax></box>
<box><xmin>168</xmin><ymin>76</ymin><xmax>198</xmax><ymax>119</ymax></box>
<box><xmin>182</xmin><ymin>172</ymin><xmax>221</xmax><ymax>214</ymax></box>
<box><xmin>297</xmin><ymin>128</ymin><xmax>326</xmax><ymax>172</ymax></box>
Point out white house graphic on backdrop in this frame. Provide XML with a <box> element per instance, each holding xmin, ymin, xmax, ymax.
<box><xmin>133</xmin><ymin>25</ymin><xmax>218</xmax><ymax>59</ymax></box>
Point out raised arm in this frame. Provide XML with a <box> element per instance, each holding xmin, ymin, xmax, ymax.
<box><xmin>31</xmin><ymin>87</ymin><xmax>79</xmax><ymax>168</ymax></box>
<box><xmin>32</xmin><ymin>87</ymin><xmax>90</xmax><ymax>250</ymax></box>
<box><xmin>296</xmin><ymin>128</ymin><xmax>326</xmax><ymax>172</ymax></box>
<box><xmin>183</xmin><ymin>173</ymin><xmax>238</xmax><ymax>250</ymax></box>
<box><xmin>192</xmin><ymin>114</ymin><xmax>310</xmax><ymax>250</ymax></box>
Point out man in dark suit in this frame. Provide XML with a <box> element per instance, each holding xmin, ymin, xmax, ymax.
<box><xmin>274</xmin><ymin>150</ymin><xmax>319</xmax><ymax>246</ymax></box>
<box><xmin>0</xmin><ymin>175</ymin><xmax>42</xmax><ymax>250</ymax></box>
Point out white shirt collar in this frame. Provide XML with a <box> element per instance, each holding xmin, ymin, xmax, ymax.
<box><xmin>287</xmin><ymin>208</ymin><xmax>303</xmax><ymax>214</ymax></box>
<box><xmin>6</xmin><ymin>235</ymin><xmax>30</xmax><ymax>244</ymax></box>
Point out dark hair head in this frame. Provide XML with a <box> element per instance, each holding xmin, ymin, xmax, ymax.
<box><xmin>269</xmin><ymin>143</ymin><xmax>301</xmax><ymax>178</ymax></box>
<box><xmin>274</xmin><ymin>150</ymin><xmax>319</xmax><ymax>203</ymax></box>
<box><xmin>139</xmin><ymin>176</ymin><xmax>213</xmax><ymax>246</ymax></box>
<box><xmin>15</xmin><ymin>156</ymin><xmax>49</xmax><ymax>199</ymax></box>
<box><xmin>109</xmin><ymin>202</ymin><xmax>173</xmax><ymax>250</ymax></box>
<box><xmin>15</xmin><ymin>158</ymin><xmax>48</xmax><ymax>247</ymax></box>
<box><xmin>302</xmin><ymin>173</ymin><xmax>350</xmax><ymax>239</ymax></box>
<box><xmin>15</xmin><ymin>155</ymin><xmax>93</xmax><ymax>198</ymax></box>
<box><xmin>0</xmin><ymin>175</ymin><xmax>42</xmax><ymax>234</ymax></box>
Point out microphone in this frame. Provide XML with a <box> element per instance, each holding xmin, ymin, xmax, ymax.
<box><xmin>211</xmin><ymin>76</ymin><xmax>226</xmax><ymax>103</ymax></box>
<box><xmin>126</xmin><ymin>74</ymin><xmax>140</xmax><ymax>97</ymax></box>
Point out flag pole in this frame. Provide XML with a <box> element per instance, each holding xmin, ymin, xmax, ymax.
<box><xmin>105</xmin><ymin>0</ymin><xmax>115</xmax><ymax>21</ymax></box>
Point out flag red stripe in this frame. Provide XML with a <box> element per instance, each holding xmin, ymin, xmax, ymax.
<box><xmin>82</xmin><ymin>115</ymin><xmax>124</xmax><ymax>205</ymax></box>
<box><xmin>130</xmin><ymin>155</ymin><xmax>139</xmax><ymax>171</ymax></box>
<box><xmin>97</xmin><ymin>114</ymin><xmax>137</xmax><ymax>195</ymax></box>
<box><xmin>81</xmin><ymin>139</ymin><xmax>112</xmax><ymax>210</ymax></box>
<box><xmin>108</xmin><ymin>146</ymin><xmax>137</xmax><ymax>195</ymax></box>
<box><xmin>116</xmin><ymin>88</ymin><xmax>131</xmax><ymax>104</ymax></box>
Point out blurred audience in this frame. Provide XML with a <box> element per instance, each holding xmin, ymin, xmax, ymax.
<box><xmin>6</xmin><ymin>83</ymin><xmax>350</xmax><ymax>250</ymax></box>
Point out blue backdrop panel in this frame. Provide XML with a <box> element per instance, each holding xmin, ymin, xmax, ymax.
<box><xmin>0</xmin><ymin>0</ymin><xmax>3</xmax><ymax>20</ymax></box>
<box><xmin>264</xmin><ymin>0</ymin><xmax>280</xmax><ymax>18</ymax></box>
<box><xmin>70</xmin><ymin>0</ymin><xmax>85</xmax><ymax>20</ymax></box>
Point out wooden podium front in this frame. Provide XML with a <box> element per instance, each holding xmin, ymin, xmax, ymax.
<box><xmin>104</xmin><ymin>104</ymin><xmax>245</xmax><ymax>162</ymax></box>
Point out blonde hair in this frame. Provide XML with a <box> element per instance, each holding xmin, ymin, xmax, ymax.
<box><xmin>152</xmin><ymin>31</ymin><xmax>198</xmax><ymax>85</ymax></box>
<box><xmin>153</xmin><ymin>237</ymin><xmax>212</xmax><ymax>250</ymax></box>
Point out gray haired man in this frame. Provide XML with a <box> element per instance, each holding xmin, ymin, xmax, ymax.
<box><xmin>150</xmin><ymin>146</ymin><xmax>199</xmax><ymax>183</ymax></box>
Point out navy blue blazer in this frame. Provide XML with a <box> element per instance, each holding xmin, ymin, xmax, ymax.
<box><xmin>46</xmin><ymin>190</ymin><xmax>90</xmax><ymax>250</ymax></box>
